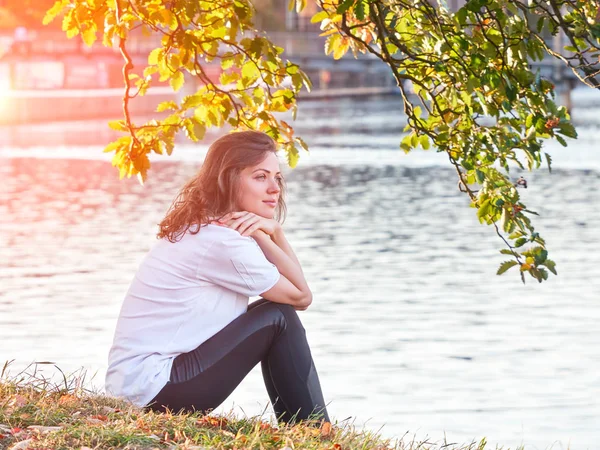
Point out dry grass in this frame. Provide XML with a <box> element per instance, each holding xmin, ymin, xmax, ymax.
<box><xmin>0</xmin><ymin>361</ymin><xmax>517</xmax><ymax>450</ymax></box>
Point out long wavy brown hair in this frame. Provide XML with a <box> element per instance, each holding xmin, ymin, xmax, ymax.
<box><xmin>157</xmin><ymin>130</ymin><xmax>287</xmax><ymax>242</ymax></box>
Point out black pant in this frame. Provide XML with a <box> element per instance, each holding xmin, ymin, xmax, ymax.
<box><xmin>148</xmin><ymin>299</ymin><xmax>330</xmax><ymax>424</ymax></box>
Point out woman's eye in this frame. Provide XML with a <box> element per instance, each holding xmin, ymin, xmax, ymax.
<box><xmin>276</xmin><ymin>177</ymin><xmax>283</xmax><ymax>183</ymax></box>
<box><xmin>256</xmin><ymin>175</ymin><xmax>266</xmax><ymax>180</ymax></box>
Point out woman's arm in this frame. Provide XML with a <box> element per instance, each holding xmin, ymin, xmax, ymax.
<box><xmin>271</xmin><ymin>228</ymin><xmax>304</xmax><ymax>274</ymax></box>
<box><xmin>251</xmin><ymin>230</ymin><xmax>312</xmax><ymax>310</ymax></box>
<box><xmin>217</xmin><ymin>211</ymin><xmax>312</xmax><ymax>310</ymax></box>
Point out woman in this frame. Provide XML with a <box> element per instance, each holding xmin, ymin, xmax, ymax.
<box><xmin>105</xmin><ymin>130</ymin><xmax>330</xmax><ymax>425</ymax></box>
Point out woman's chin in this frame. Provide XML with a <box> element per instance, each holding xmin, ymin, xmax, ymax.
<box><xmin>259</xmin><ymin>209</ymin><xmax>275</xmax><ymax>219</ymax></box>
<box><xmin>243</xmin><ymin>208</ymin><xmax>272</xmax><ymax>219</ymax></box>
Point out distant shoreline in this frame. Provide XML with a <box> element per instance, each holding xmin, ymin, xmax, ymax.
<box><xmin>0</xmin><ymin>86</ymin><xmax>399</xmax><ymax>126</ymax></box>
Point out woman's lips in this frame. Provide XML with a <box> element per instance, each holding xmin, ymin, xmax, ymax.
<box><xmin>263</xmin><ymin>200</ymin><xmax>277</xmax><ymax>207</ymax></box>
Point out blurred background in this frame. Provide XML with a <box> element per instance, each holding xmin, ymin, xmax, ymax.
<box><xmin>1</xmin><ymin>2</ymin><xmax>600</xmax><ymax>450</ymax></box>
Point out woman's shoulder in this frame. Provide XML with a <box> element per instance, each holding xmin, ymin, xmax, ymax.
<box><xmin>182</xmin><ymin>223</ymin><xmax>252</xmax><ymax>245</ymax></box>
<box><xmin>154</xmin><ymin>225</ymin><xmax>253</xmax><ymax>260</ymax></box>
<box><xmin>168</xmin><ymin>224</ymin><xmax>261</xmax><ymax>265</ymax></box>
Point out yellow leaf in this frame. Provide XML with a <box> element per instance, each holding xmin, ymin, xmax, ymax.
<box><xmin>194</xmin><ymin>107</ymin><xmax>207</xmax><ymax>123</ymax></box>
<box><xmin>211</xmin><ymin>27</ymin><xmax>227</xmax><ymax>39</ymax></box>
<box><xmin>170</xmin><ymin>71</ymin><xmax>184</xmax><ymax>92</ymax></box>
<box><xmin>311</xmin><ymin>11</ymin><xmax>329</xmax><ymax>24</ymax></box>
<box><xmin>182</xmin><ymin>94</ymin><xmax>203</xmax><ymax>110</ymax></box>
<box><xmin>325</xmin><ymin>34</ymin><xmax>340</xmax><ymax>56</ymax></box>
<box><xmin>148</xmin><ymin>48</ymin><xmax>162</xmax><ymax>65</ymax></box>
<box><xmin>160</xmin><ymin>10</ymin><xmax>178</xmax><ymax>31</ymax></box>
<box><xmin>332</xmin><ymin>38</ymin><xmax>349</xmax><ymax>60</ymax></box>
<box><xmin>156</xmin><ymin>101</ymin><xmax>178</xmax><ymax>112</ymax></box>
<box><xmin>66</xmin><ymin>28</ymin><xmax>79</xmax><ymax>39</ymax></box>
<box><xmin>158</xmin><ymin>61</ymin><xmax>171</xmax><ymax>82</ymax></box>
<box><xmin>241</xmin><ymin>61</ymin><xmax>259</xmax><ymax>85</ymax></box>
<box><xmin>103</xmin><ymin>140</ymin><xmax>121</xmax><ymax>153</ymax></box>
<box><xmin>219</xmin><ymin>71</ymin><xmax>239</xmax><ymax>85</ymax></box>
<box><xmin>193</xmin><ymin>123</ymin><xmax>206</xmax><ymax>140</ymax></box>
<box><xmin>286</xmin><ymin>145</ymin><xmax>300</xmax><ymax>168</ymax></box>
<box><xmin>108</xmin><ymin>120</ymin><xmax>127</xmax><ymax>132</ymax></box>
<box><xmin>43</xmin><ymin>0</ymin><xmax>67</xmax><ymax>26</ymax></box>
<box><xmin>165</xmin><ymin>140</ymin><xmax>174</xmax><ymax>156</ymax></box>
<box><xmin>170</xmin><ymin>53</ymin><xmax>181</xmax><ymax>69</ymax></box>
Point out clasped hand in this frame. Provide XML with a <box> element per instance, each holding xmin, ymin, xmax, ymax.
<box><xmin>214</xmin><ymin>211</ymin><xmax>281</xmax><ymax>237</ymax></box>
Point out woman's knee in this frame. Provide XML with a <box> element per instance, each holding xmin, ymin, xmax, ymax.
<box><xmin>272</xmin><ymin>303</ymin><xmax>304</xmax><ymax>332</ymax></box>
<box><xmin>252</xmin><ymin>301</ymin><xmax>304</xmax><ymax>333</ymax></box>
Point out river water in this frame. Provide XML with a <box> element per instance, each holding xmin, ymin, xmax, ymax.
<box><xmin>1</xmin><ymin>93</ymin><xmax>599</xmax><ymax>450</ymax></box>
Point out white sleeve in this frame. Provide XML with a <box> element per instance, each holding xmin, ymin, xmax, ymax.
<box><xmin>199</xmin><ymin>234</ymin><xmax>280</xmax><ymax>297</ymax></box>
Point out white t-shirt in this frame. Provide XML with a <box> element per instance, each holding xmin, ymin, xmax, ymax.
<box><xmin>105</xmin><ymin>224</ymin><xmax>280</xmax><ymax>406</ymax></box>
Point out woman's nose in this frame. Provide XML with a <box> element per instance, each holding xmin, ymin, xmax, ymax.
<box><xmin>268</xmin><ymin>179</ymin><xmax>281</xmax><ymax>193</ymax></box>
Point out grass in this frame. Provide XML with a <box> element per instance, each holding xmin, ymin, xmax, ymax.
<box><xmin>0</xmin><ymin>362</ymin><xmax>517</xmax><ymax>450</ymax></box>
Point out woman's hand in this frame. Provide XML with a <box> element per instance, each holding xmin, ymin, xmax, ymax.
<box><xmin>216</xmin><ymin>211</ymin><xmax>281</xmax><ymax>237</ymax></box>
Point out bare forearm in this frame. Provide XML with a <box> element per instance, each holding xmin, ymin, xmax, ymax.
<box><xmin>271</xmin><ymin>228</ymin><xmax>304</xmax><ymax>273</ymax></box>
<box><xmin>253</xmin><ymin>231</ymin><xmax>310</xmax><ymax>296</ymax></box>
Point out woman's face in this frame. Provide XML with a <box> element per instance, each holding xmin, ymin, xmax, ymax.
<box><xmin>236</xmin><ymin>152</ymin><xmax>282</xmax><ymax>219</ymax></box>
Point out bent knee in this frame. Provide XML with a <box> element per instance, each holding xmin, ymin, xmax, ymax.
<box><xmin>273</xmin><ymin>303</ymin><xmax>304</xmax><ymax>331</ymax></box>
<box><xmin>256</xmin><ymin>301</ymin><xmax>304</xmax><ymax>332</ymax></box>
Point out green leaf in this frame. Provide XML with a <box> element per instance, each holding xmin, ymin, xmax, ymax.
<box><xmin>544</xmin><ymin>259</ymin><xmax>558</xmax><ymax>275</ymax></box>
<box><xmin>536</xmin><ymin>249</ymin><xmax>548</xmax><ymax>264</ymax></box>
<box><xmin>354</xmin><ymin>0</ymin><xmax>367</xmax><ymax>20</ymax></box>
<box><xmin>525</xmin><ymin>114</ymin><xmax>534</xmax><ymax>128</ymax></box>
<box><xmin>509</xmin><ymin>231</ymin><xmax>524</xmax><ymax>240</ymax></box>
<box><xmin>336</xmin><ymin>0</ymin><xmax>355</xmax><ymax>14</ymax></box>
<box><xmin>475</xmin><ymin>169</ymin><xmax>485</xmax><ymax>184</ymax></box>
<box><xmin>497</xmin><ymin>260</ymin><xmax>518</xmax><ymax>275</ymax></box>
<box><xmin>556</xmin><ymin>122</ymin><xmax>577</xmax><ymax>139</ymax></box>
<box><xmin>400</xmin><ymin>134</ymin><xmax>414</xmax><ymax>153</ymax></box>
<box><xmin>536</xmin><ymin>16</ymin><xmax>546</xmax><ymax>34</ymax></box>
<box><xmin>515</xmin><ymin>237</ymin><xmax>527</xmax><ymax>248</ymax></box>
<box><xmin>477</xmin><ymin>199</ymin><xmax>491</xmax><ymax>220</ymax></box>
<box><xmin>544</xmin><ymin>153</ymin><xmax>553</xmax><ymax>172</ymax></box>
<box><xmin>456</xmin><ymin>7</ymin><xmax>468</xmax><ymax>26</ymax></box>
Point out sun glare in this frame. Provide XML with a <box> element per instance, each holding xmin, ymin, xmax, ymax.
<box><xmin>0</xmin><ymin>64</ymin><xmax>11</xmax><ymax>119</ymax></box>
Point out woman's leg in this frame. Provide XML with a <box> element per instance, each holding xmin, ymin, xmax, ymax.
<box><xmin>247</xmin><ymin>298</ymin><xmax>293</xmax><ymax>421</ymax></box>
<box><xmin>259</xmin><ymin>304</ymin><xmax>330</xmax><ymax>424</ymax></box>
<box><xmin>249</xmin><ymin>300</ymin><xmax>330</xmax><ymax>422</ymax></box>
<box><xmin>148</xmin><ymin>301</ymin><xmax>329</xmax><ymax>424</ymax></box>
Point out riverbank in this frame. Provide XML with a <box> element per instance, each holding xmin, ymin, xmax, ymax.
<box><xmin>0</xmin><ymin>85</ymin><xmax>398</xmax><ymax>126</ymax></box>
<box><xmin>0</xmin><ymin>377</ymin><xmax>508</xmax><ymax>450</ymax></box>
